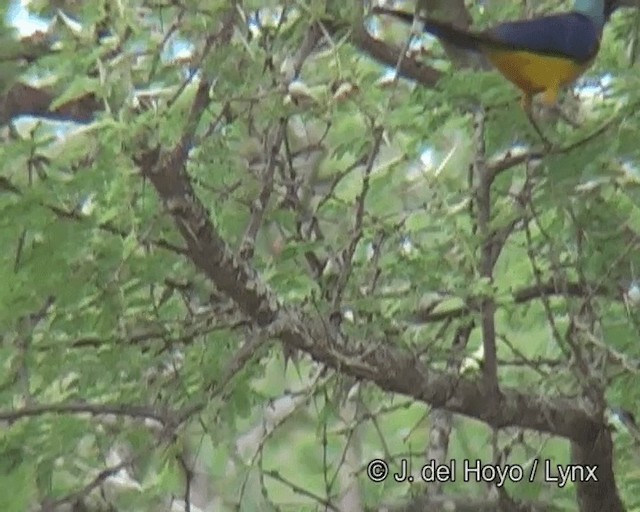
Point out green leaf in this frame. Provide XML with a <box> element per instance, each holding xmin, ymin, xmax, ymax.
<box><xmin>49</xmin><ymin>76</ymin><xmax>102</xmax><ymax>111</ymax></box>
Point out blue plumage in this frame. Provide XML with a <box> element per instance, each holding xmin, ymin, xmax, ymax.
<box><xmin>373</xmin><ymin>0</ymin><xmax>619</xmax><ymax>63</ymax></box>
<box><xmin>488</xmin><ymin>14</ymin><xmax>600</xmax><ymax>63</ymax></box>
<box><xmin>372</xmin><ymin>0</ymin><xmax>627</xmax><ymax>145</ymax></box>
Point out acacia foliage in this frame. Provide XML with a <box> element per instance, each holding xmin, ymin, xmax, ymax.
<box><xmin>1</xmin><ymin>1</ymin><xmax>640</xmax><ymax>511</ymax></box>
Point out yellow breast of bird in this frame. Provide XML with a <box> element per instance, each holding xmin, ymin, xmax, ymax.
<box><xmin>483</xmin><ymin>48</ymin><xmax>593</xmax><ymax>104</ymax></box>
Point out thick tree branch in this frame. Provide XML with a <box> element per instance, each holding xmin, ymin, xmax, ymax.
<box><xmin>137</xmin><ymin>75</ymin><xmax>613</xmax><ymax>443</ymax></box>
<box><xmin>0</xmin><ymin>82</ymin><xmax>100</xmax><ymax>125</ymax></box>
<box><xmin>350</xmin><ymin>23</ymin><xmax>442</xmax><ymax>87</ymax></box>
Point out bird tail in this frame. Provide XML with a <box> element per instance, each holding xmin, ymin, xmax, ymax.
<box><xmin>372</xmin><ymin>7</ymin><xmax>484</xmax><ymax>52</ymax></box>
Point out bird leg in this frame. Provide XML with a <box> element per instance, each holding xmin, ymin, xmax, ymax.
<box><xmin>521</xmin><ymin>95</ymin><xmax>553</xmax><ymax>149</ymax></box>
